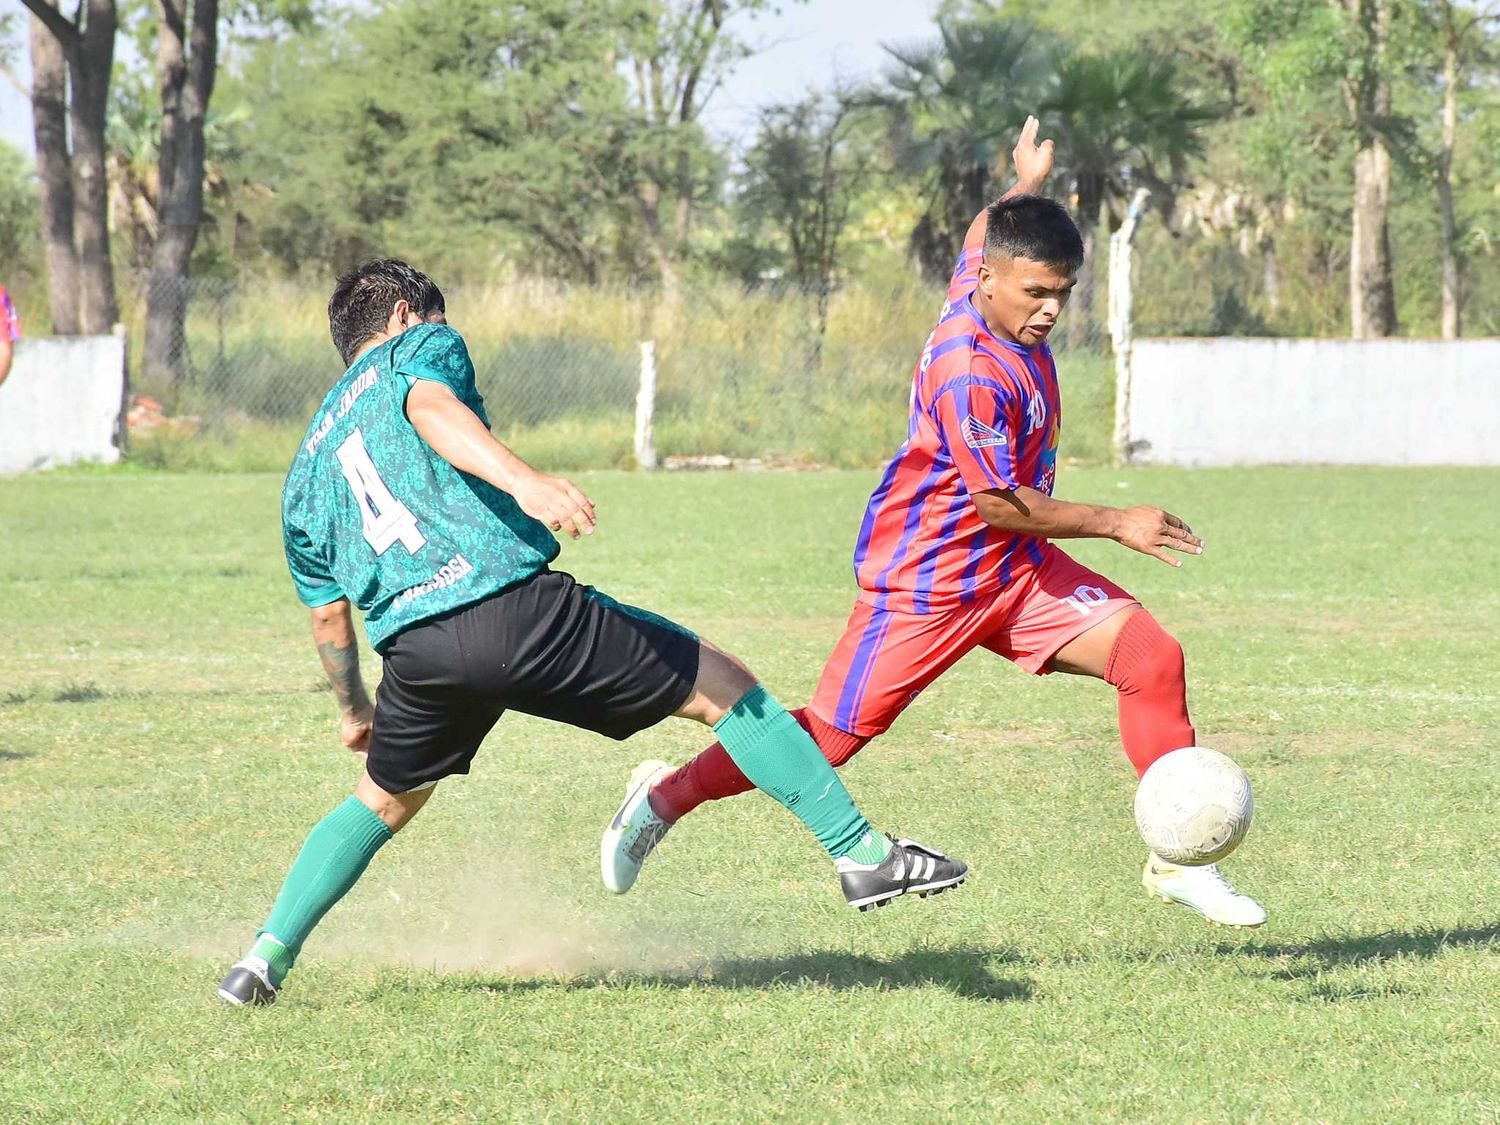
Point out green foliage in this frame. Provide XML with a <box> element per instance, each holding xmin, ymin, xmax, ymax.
<box><xmin>0</xmin><ymin>141</ymin><xmax>42</xmax><ymax>286</ymax></box>
<box><xmin>735</xmin><ymin>97</ymin><xmax>869</xmax><ymax>288</ymax></box>
<box><xmin>880</xmin><ymin>12</ymin><xmax>1062</xmax><ymax>280</ymax></box>
<box><xmin>20</xmin><ymin>0</ymin><xmax>1500</xmax><ymax>342</ymax></box>
<box><xmin>1044</xmin><ymin>52</ymin><xmax>1216</xmax><ymax>224</ymax></box>
<box><xmin>217</xmin><ymin>0</ymin><xmax>645</xmax><ymax>279</ymax></box>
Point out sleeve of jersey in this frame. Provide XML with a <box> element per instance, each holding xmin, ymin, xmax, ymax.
<box><xmin>394</xmin><ymin>324</ymin><xmax>477</xmax><ymax>398</ymax></box>
<box><xmin>284</xmin><ymin>524</ymin><xmax>345</xmax><ymax>608</ymax></box>
<box><xmin>944</xmin><ymin>210</ymin><xmax>990</xmax><ymax>305</ymax></box>
<box><xmin>933</xmin><ymin>379</ymin><xmax>1023</xmax><ymax>494</ymax></box>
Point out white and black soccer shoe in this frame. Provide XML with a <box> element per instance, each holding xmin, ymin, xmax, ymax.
<box><xmin>836</xmin><ymin>836</ymin><xmax>968</xmax><ymax>912</ymax></box>
<box><xmin>217</xmin><ymin>955</ymin><xmax>279</xmax><ymax>1006</ymax></box>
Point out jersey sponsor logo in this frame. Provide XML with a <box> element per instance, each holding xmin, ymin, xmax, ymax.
<box><xmin>962</xmin><ymin>414</ymin><xmax>1009</xmax><ymax>450</ymax></box>
<box><xmin>395</xmin><ymin>553</ymin><xmax>475</xmax><ymax>608</ymax></box>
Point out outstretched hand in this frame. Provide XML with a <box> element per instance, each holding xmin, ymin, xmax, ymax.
<box><xmin>1112</xmin><ymin>506</ymin><xmax>1204</xmax><ymax>568</ymax></box>
<box><xmin>1013</xmin><ymin>114</ymin><xmax>1055</xmax><ymax>193</ymax></box>
<box><xmin>511</xmin><ymin>468</ymin><xmax>597</xmax><ymax>540</ymax></box>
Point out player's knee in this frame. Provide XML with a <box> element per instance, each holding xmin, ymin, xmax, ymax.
<box><xmin>1142</xmin><ymin>631</ymin><xmax>1186</xmax><ymax>692</ymax></box>
<box><xmin>800</xmin><ymin>707</ymin><xmax>870</xmax><ymax>767</ymax></box>
<box><xmin>1106</xmin><ymin>611</ymin><xmax>1186</xmax><ymax>698</ymax></box>
<box><xmin>354</xmin><ymin>772</ymin><xmax>435</xmax><ymax>833</ymax></box>
<box><xmin>679</xmin><ymin>642</ymin><xmax>759</xmax><ymax>725</ymax></box>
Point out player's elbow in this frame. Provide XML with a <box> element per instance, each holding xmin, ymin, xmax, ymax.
<box><xmin>973</xmin><ymin>489</ymin><xmax>1031</xmax><ymax>532</ymax></box>
<box><xmin>309</xmin><ymin>598</ymin><xmax>350</xmax><ymax>627</ymax></box>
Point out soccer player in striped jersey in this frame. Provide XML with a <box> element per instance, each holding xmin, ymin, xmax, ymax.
<box><xmin>617</xmin><ymin>117</ymin><xmax>1265</xmax><ymax>929</ymax></box>
<box><xmin>217</xmin><ymin>261</ymin><xmax>966</xmax><ymax>1006</ymax></box>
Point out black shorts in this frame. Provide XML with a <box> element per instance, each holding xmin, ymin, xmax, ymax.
<box><xmin>366</xmin><ymin>569</ymin><xmax>700</xmax><ymax>793</ymax></box>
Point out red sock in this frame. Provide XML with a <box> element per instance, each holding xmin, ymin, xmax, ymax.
<box><xmin>649</xmin><ymin>707</ymin><xmax>869</xmax><ymax>823</ymax></box>
<box><xmin>1104</xmin><ymin>611</ymin><xmax>1195</xmax><ymax>777</ymax></box>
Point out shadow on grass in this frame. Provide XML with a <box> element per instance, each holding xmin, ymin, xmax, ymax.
<box><xmin>1235</xmin><ymin>924</ymin><xmax>1500</xmax><ymax>979</ymax></box>
<box><xmin>449</xmin><ymin>945</ymin><xmax>1032</xmax><ymax>1004</ymax></box>
<box><xmin>54</xmin><ymin>682</ymin><xmax>107</xmax><ymax>704</ymax></box>
<box><xmin>0</xmin><ymin>749</ymin><xmax>32</xmax><ymax>762</ymax></box>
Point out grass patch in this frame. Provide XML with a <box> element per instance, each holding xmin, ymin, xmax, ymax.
<box><xmin>0</xmin><ymin>467</ymin><xmax>1495</xmax><ymax>1120</ymax></box>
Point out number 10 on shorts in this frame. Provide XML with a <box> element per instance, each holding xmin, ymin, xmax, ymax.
<box><xmin>1064</xmin><ymin>585</ymin><xmax>1109</xmax><ymax>616</ymax></box>
<box><xmin>336</xmin><ymin>428</ymin><xmax>427</xmax><ymax>555</ymax></box>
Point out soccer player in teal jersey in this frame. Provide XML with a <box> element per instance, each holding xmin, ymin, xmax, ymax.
<box><xmin>218</xmin><ymin>260</ymin><xmax>966</xmax><ymax>1006</ymax></box>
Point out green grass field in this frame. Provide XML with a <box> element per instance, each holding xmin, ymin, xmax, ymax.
<box><xmin>2</xmin><ymin>467</ymin><xmax>1497</xmax><ymax>1122</ymax></box>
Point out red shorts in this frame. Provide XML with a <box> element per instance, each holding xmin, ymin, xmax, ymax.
<box><xmin>810</xmin><ymin>545</ymin><xmax>1136</xmax><ymax>738</ymax></box>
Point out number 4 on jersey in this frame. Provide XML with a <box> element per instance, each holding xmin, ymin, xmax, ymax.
<box><xmin>335</xmin><ymin>429</ymin><xmax>427</xmax><ymax>555</ymax></box>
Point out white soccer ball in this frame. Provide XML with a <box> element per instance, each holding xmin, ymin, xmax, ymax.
<box><xmin>1134</xmin><ymin>747</ymin><xmax>1253</xmax><ymax>866</ymax></box>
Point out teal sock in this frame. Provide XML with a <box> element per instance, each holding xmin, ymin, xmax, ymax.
<box><xmin>844</xmin><ymin>829</ymin><xmax>893</xmax><ymax>865</ymax></box>
<box><xmin>712</xmin><ymin>685</ymin><xmax>886</xmax><ymax>861</ymax></box>
<box><xmin>251</xmin><ymin>796</ymin><xmax>392</xmax><ymax>984</ymax></box>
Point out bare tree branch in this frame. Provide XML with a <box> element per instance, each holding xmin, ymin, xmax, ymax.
<box><xmin>18</xmin><ymin>0</ymin><xmax>79</xmax><ymax>58</ymax></box>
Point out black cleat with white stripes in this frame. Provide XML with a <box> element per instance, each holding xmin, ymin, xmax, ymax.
<box><xmin>836</xmin><ymin>836</ymin><xmax>968</xmax><ymax>912</ymax></box>
<box><xmin>217</xmin><ymin>957</ymin><xmax>279</xmax><ymax>1006</ymax></box>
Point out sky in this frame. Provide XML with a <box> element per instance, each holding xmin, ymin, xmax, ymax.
<box><xmin>0</xmin><ymin>0</ymin><xmax>942</xmax><ymax>158</ymax></box>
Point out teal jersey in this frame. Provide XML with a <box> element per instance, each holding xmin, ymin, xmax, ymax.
<box><xmin>281</xmin><ymin>324</ymin><xmax>560</xmax><ymax>652</ymax></box>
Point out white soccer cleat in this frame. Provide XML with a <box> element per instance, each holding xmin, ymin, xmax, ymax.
<box><xmin>601</xmin><ymin>759</ymin><xmax>674</xmax><ymax>894</ymax></box>
<box><xmin>1142</xmin><ymin>853</ymin><xmax>1267</xmax><ymax>929</ymax></box>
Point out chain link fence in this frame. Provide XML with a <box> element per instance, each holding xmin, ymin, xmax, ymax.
<box><xmin>124</xmin><ymin>276</ymin><xmax>1116</xmax><ymax>471</ymax></box>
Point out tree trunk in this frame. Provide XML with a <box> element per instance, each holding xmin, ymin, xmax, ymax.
<box><xmin>1437</xmin><ymin>31</ymin><xmax>1462</xmax><ymax>339</ymax></box>
<box><xmin>1349</xmin><ymin>137</ymin><xmax>1397</xmax><ymax>338</ymax></box>
<box><xmin>71</xmin><ymin>0</ymin><xmax>120</xmax><ymax>334</ymax></box>
<box><xmin>1345</xmin><ymin>0</ymin><xmax>1397</xmax><ymax>339</ymax></box>
<box><xmin>28</xmin><ymin>15</ymin><xmax>80</xmax><ymax>334</ymax></box>
<box><xmin>1260</xmin><ymin>235</ymin><xmax>1281</xmax><ymax>317</ymax></box>
<box><xmin>145</xmin><ymin>0</ymin><xmax>218</xmax><ymax>389</ymax></box>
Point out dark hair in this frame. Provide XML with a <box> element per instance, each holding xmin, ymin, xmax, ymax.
<box><xmin>983</xmin><ymin>195</ymin><xmax>1085</xmax><ymax>272</ymax></box>
<box><xmin>328</xmin><ymin>258</ymin><xmax>446</xmax><ymax>366</ymax></box>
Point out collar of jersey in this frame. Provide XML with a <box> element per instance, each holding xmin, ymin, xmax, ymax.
<box><xmin>962</xmin><ymin>293</ymin><xmax>1044</xmax><ymax>357</ymax></box>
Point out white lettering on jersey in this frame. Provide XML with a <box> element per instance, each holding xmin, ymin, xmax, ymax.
<box><xmin>395</xmin><ymin>553</ymin><xmax>475</xmax><ymax>607</ymax></box>
<box><xmin>304</xmin><ymin>411</ymin><xmax>335</xmax><ymax>457</ymax></box>
<box><xmin>335</xmin><ymin>367</ymin><xmax>378</xmax><ymax>419</ymax></box>
<box><xmin>305</xmin><ymin>367</ymin><xmax>380</xmax><ymax>456</ymax></box>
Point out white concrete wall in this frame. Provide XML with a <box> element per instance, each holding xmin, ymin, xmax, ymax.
<box><xmin>1126</xmin><ymin>338</ymin><xmax>1500</xmax><ymax>467</ymax></box>
<box><xmin>0</xmin><ymin>334</ymin><xmax>126</xmax><ymax>474</ymax></box>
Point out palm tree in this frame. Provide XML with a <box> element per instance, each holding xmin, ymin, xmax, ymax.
<box><xmin>880</xmin><ymin>16</ymin><xmax>1060</xmax><ymax>283</ymax></box>
<box><xmin>1043</xmin><ymin>52</ymin><xmax>1215</xmax><ymax>348</ymax></box>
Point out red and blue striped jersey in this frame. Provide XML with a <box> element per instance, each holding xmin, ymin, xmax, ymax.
<box><xmin>852</xmin><ymin>211</ymin><xmax>1062</xmax><ymax>614</ymax></box>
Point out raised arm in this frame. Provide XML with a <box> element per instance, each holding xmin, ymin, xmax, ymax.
<box><xmin>310</xmin><ymin>597</ymin><xmax>374</xmax><ymax>753</ymax></box>
<box><xmin>973</xmin><ymin>487</ymin><xmax>1205</xmax><ymax>569</ymax></box>
<box><xmin>946</xmin><ymin>116</ymin><xmax>1056</xmax><ymax>302</ymax></box>
<box><xmin>404</xmin><ymin>378</ymin><xmax>596</xmax><ymax>539</ymax></box>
